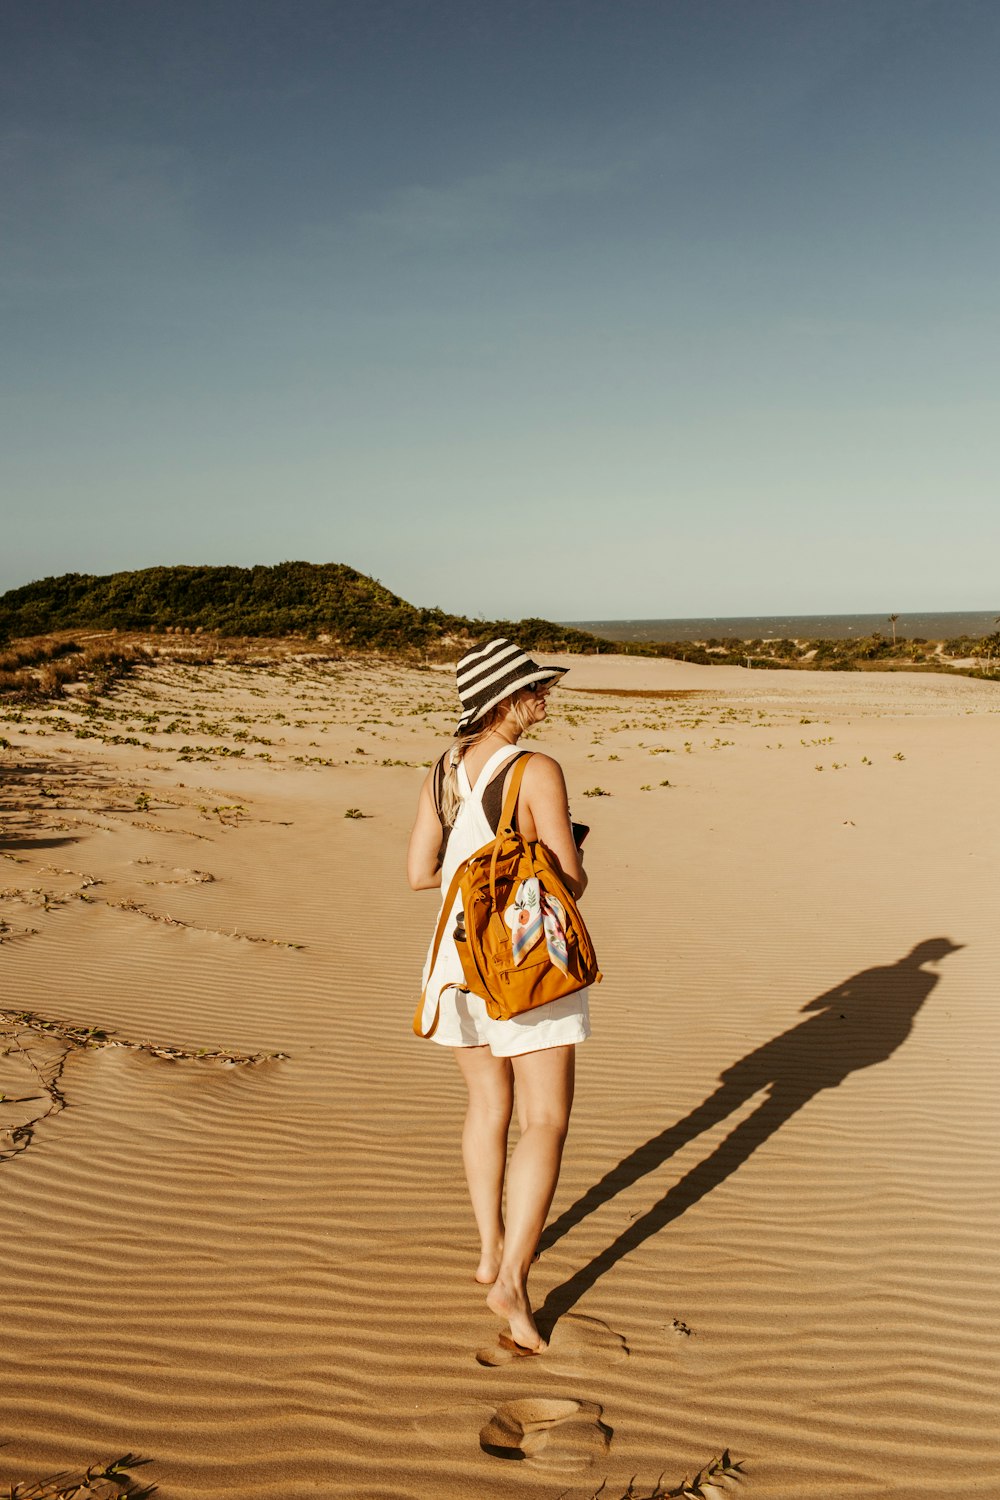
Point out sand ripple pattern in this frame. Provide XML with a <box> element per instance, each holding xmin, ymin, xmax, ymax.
<box><xmin>2</xmin><ymin>656</ymin><xmax>1000</xmax><ymax>1498</ymax></box>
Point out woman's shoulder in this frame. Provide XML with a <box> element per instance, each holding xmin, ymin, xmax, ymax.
<box><xmin>519</xmin><ymin>751</ymin><xmax>567</xmax><ymax>790</ymax></box>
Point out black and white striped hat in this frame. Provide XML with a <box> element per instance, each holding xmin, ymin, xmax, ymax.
<box><xmin>455</xmin><ymin>638</ymin><xmax>568</xmax><ymax>733</ymax></box>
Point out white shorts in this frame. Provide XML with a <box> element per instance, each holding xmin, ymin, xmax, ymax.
<box><xmin>428</xmin><ymin>986</ymin><xmax>591</xmax><ymax>1058</ymax></box>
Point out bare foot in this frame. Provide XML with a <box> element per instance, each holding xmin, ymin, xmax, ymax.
<box><xmin>486</xmin><ymin>1277</ymin><xmax>547</xmax><ymax>1352</ymax></box>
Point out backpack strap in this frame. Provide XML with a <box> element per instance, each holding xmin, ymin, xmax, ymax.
<box><xmin>489</xmin><ymin>754</ymin><xmax>533</xmax><ymax>901</ymax></box>
<box><xmin>412</xmin><ymin>861</ymin><xmax>468</xmax><ymax>1038</ymax></box>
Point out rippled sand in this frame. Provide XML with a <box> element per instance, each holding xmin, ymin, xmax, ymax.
<box><xmin>2</xmin><ymin>650</ymin><xmax>998</xmax><ymax>1499</ymax></box>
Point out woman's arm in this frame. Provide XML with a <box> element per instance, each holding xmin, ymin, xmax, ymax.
<box><xmin>518</xmin><ymin>754</ymin><xmax>588</xmax><ymax>898</ymax></box>
<box><xmin>407</xmin><ymin>773</ymin><xmax>444</xmax><ymax>890</ymax></box>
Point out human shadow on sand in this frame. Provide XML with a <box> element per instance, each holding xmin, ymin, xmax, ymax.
<box><xmin>536</xmin><ymin>939</ymin><xmax>962</xmax><ymax>1335</ymax></box>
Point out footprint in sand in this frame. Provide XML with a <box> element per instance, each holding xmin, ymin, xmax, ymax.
<box><xmin>479</xmin><ymin>1397</ymin><xmax>611</xmax><ymax>1471</ymax></box>
<box><xmin>475</xmin><ymin>1313</ymin><xmax>629</xmax><ymax>1374</ymax></box>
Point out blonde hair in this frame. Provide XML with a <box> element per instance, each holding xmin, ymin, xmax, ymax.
<box><xmin>439</xmin><ymin>691</ymin><xmax>538</xmax><ymax>827</ymax></box>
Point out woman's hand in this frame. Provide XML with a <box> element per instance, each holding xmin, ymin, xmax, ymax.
<box><xmin>407</xmin><ymin>774</ymin><xmax>444</xmax><ymax>890</ymax></box>
<box><xmin>517</xmin><ymin>755</ymin><xmax>588</xmax><ymax>898</ymax></box>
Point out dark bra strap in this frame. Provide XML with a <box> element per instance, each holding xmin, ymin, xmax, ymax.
<box><xmin>481</xmin><ymin>751</ymin><xmax>527</xmax><ymax>833</ymax></box>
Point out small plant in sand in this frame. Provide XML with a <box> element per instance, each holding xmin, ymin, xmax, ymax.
<box><xmin>197</xmin><ymin>803</ymin><xmax>246</xmax><ymax>824</ymax></box>
<box><xmin>584</xmin><ymin>1450</ymin><xmax>745</xmax><ymax>1499</ymax></box>
<box><xmin>582</xmin><ymin>787</ymin><xmax>611</xmax><ymax>797</ymax></box>
<box><xmin>344</xmin><ymin>807</ymin><xmax>370</xmax><ymax>819</ymax></box>
<box><xmin>3</xmin><ymin>1451</ymin><xmax>154</xmax><ymax>1498</ymax></box>
<box><xmin>892</xmin><ymin>751</ymin><xmax>906</xmax><ymax>760</ymax></box>
<box><xmin>861</xmin><ymin>755</ymin><xmax>872</xmax><ymax>764</ymax></box>
<box><xmin>133</xmin><ymin>792</ymin><xmax>150</xmax><ymax>811</ymax></box>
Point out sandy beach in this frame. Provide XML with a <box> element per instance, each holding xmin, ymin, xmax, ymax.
<box><xmin>2</xmin><ymin>649</ymin><xmax>998</xmax><ymax>1500</ymax></box>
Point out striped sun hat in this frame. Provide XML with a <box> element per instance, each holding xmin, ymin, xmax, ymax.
<box><xmin>455</xmin><ymin>638</ymin><xmax>568</xmax><ymax>733</ymax></box>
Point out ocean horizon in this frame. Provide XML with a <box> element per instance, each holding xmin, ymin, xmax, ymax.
<box><xmin>563</xmin><ymin>610</ymin><xmax>997</xmax><ymax>643</ymax></box>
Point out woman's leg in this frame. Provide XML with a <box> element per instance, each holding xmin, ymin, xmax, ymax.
<box><xmin>454</xmin><ymin>1046</ymin><xmax>514</xmax><ymax>1284</ymax></box>
<box><xmin>486</xmin><ymin>1044</ymin><xmax>575</xmax><ymax>1350</ymax></box>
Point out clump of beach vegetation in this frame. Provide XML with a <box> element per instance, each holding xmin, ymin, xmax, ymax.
<box><xmin>2</xmin><ymin>1452</ymin><xmax>155</xmax><ymax>1498</ymax></box>
<box><xmin>586</xmin><ymin>1449</ymin><xmax>746</xmax><ymax>1499</ymax></box>
<box><xmin>0</xmin><ymin>638</ymin><xmax>147</xmax><ymax>702</ymax></box>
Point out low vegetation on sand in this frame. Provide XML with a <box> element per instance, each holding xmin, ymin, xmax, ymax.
<box><xmin>619</xmin><ymin>630</ymin><xmax>1000</xmax><ymax>676</ymax></box>
<box><xmin>3</xmin><ymin>1452</ymin><xmax>155</xmax><ymax>1499</ymax></box>
<box><xmin>587</xmin><ymin>1450</ymin><xmax>746</xmax><ymax>1499</ymax></box>
<box><xmin>0</xmin><ymin>564</ymin><xmax>997</xmax><ymax>686</ymax></box>
<box><xmin>0</xmin><ymin>639</ymin><xmax>145</xmax><ymax>702</ymax></box>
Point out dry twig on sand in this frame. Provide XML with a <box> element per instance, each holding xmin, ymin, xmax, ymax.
<box><xmin>0</xmin><ymin>1008</ymin><xmax>287</xmax><ymax>1164</ymax></box>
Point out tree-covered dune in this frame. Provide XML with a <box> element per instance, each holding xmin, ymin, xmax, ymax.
<box><xmin>0</xmin><ymin>562</ymin><xmax>612</xmax><ymax>654</ymax></box>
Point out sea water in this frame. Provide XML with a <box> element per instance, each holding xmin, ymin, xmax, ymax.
<box><xmin>565</xmin><ymin>611</ymin><xmax>996</xmax><ymax>643</ymax></box>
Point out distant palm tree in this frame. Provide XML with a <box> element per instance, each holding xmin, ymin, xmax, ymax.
<box><xmin>888</xmin><ymin>613</ymin><xmax>899</xmax><ymax>645</ymax></box>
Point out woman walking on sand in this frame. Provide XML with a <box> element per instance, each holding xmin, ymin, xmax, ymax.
<box><xmin>407</xmin><ymin>638</ymin><xmax>591</xmax><ymax>1353</ymax></box>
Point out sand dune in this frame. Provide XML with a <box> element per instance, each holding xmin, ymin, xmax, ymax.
<box><xmin>2</xmin><ymin>653</ymin><xmax>999</xmax><ymax>1498</ymax></box>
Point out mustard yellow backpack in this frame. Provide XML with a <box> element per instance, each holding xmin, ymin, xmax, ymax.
<box><xmin>413</xmin><ymin>755</ymin><xmax>602</xmax><ymax>1036</ymax></box>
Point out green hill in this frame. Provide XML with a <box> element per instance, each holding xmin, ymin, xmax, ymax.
<box><xmin>0</xmin><ymin>562</ymin><xmax>612</xmax><ymax>654</ymax></box>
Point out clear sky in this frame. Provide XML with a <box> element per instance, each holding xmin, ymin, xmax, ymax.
<box><xmin>3</xmin><ymin>0</ymin><xmax>998</xmax><ymax>619</ymax></box>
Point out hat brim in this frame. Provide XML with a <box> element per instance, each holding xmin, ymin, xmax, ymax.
<box><xmin>455</xmin><ymin>666</ymin><xmax>568</xmax><ymax>734</ymax></box>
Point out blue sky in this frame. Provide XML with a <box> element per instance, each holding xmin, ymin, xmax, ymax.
<box><xmin>3</xmin><ymin>0</ymin><xmax>998</xmax><ymax>619</ymax></box>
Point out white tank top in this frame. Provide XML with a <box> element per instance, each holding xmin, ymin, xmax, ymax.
<box><xmin>440</xmin><ymin>742</ymin><xmax>523</xmax><ymax>889</ymax></box>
